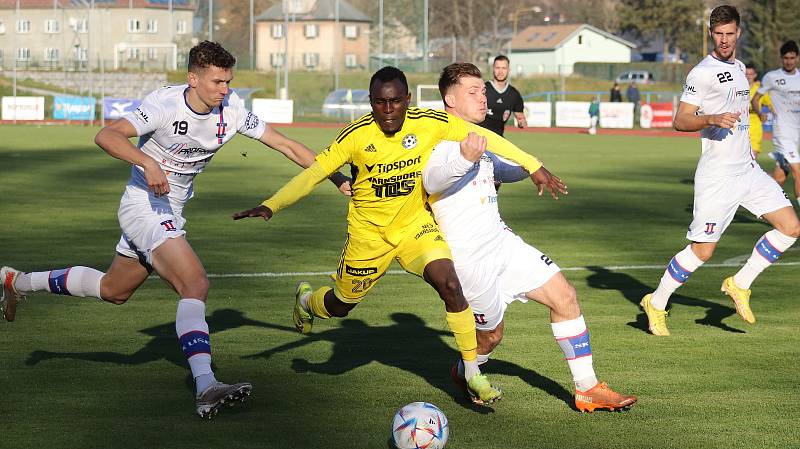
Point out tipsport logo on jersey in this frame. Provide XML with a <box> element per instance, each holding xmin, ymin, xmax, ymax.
<box><xmin>364</xmin><ymin>156</ymin><xmax>422</xmax><ymax>198</ymax></box>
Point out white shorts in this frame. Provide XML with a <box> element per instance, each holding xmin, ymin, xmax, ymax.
<box><xmin>115</xmin><ymin>185</ymin><xmax>187</xmax><ymax>266</ymax></box>
<box><xmin>687</xmin><ymin>165</ymin><xmax>791</xmax><ymax>242</ymax></box>
<box><xmin>772</xmin><ymin>134</ymin><xmax>800</xmax><ymax>164</ymax></box>
<box><xmin>455</xmin><ymin>230</ymin><xmax>560</xmax><ymax>331</ymax></box>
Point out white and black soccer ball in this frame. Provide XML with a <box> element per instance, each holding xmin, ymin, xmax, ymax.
<box><xmin>391</xmin><ymin>402</ymin><xmax>449</xmax><ymax>449</ymax></box>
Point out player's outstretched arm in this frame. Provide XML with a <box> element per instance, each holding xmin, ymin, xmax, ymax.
<box><xmin>95</xmin><ymin>119</ymin><xmax>169</xmax><ymax>196</ymax></box>
<box><xmin>673</xmin><ymin>101</ymin><xmax>741</xmax><ymax>131</ymax></box>
<box><xmin>232</xmin><ymin>161</ymin><xmax>330</xmax><ymax>222</ymax></box>
<box><xmin>258</xmin><ymin>127</ymin><xmax>352</xmax><ymax>196</ymax></box>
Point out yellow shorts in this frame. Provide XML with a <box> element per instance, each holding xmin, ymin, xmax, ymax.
<box><xmin>333</xmin><ymin>214</ymin><xmax>452</xmax><ymax>303</ymax></box>
<box><xmin>749</xmin><ymin>114</ymin><xmax>763</xmax><ymax>154</ymax></box>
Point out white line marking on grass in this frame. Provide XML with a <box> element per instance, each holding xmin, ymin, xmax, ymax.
<box><xmin>203</xmin><ymin>261</ymin><xmax>800</xmax><ymax>279</ymax></box>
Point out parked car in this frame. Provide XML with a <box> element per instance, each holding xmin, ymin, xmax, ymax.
<box><xmin>615</xmin><ymin>71</ymin><xmax>654</xmax><ymax>84</ymax></box>
<box><xmin>322</xmin><ymin>89</ymin><xmax>371</xmax><ymax>120</ymax></box>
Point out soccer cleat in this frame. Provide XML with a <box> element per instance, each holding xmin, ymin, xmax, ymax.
<box><xmin>640</xmin><ymin>293</ymin><xmax>670</xmax><ymax>336</ymax></box>
<box><xmin>1</xmin><ymin>266</ymin><xmax>26</xmax><ymax>322</ymax></box>
<box><xmin>721</xmin><ymin>277</ymin><xmax>755</xmax><ymax>324</ymax></box>
<box><xmin>466</xmin><ymin>374</ymin><xmax>503</xmax><ymax>405</ymax></box>
<box><xmin>575</xmin><ymin>382</ymin><xmax>637</xmax><ymax>413</ymax></box>
<box><xmin>293</xmin><ymin>281</ymin><xmax>314</xmax><ymax>334</ymax></box>
<box><xmin>450</xmin><ymin>363</ymin><xmax>470</xmax><ymax>397</ymax></box>
<box><xmin>195</xmin><ymin>381</ymin><xmax>252</xmax><ymax>419</ymax></box>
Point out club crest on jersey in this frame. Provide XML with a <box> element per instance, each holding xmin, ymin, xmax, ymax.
<box><xmin>503</xmin><ymin>110</ymin><xmax>511</xmax><ymax>121</ymax></box>
<box><xmin>401</xmin><ymin>134</ymin><xmax>417</xmax><ymax>149</ymax></box>
<box><xmin>704</xmin><ymin>222</ymin><xmax>717</xmax><ymax>235</ymax></box>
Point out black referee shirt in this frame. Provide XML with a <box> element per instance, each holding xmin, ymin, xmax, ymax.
<box><xmin>478</xmin><ymin>81</ymin><xmax>524</xmax><ymax>136</ymax></box>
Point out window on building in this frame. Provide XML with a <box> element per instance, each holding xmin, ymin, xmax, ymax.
<box><xmin>75</xmin><ymin>47</ymin><xmax>88</xmax><ymax>62</ymax></box>
<box><xmin>148</xmin><ymin>47</ymin><xmax>158</xmax><ymax>60</ymax></box>
<box><xmin>271</xmin><ymin>52</ymin><xmax>285</xmax><ymax>68</ymax></box>
<box><xmin>271</xmin><ymin>24</ymin><xmax>284</xmax><ymax>39</ymax></box>
<box><xmin>176</xmin><ymin>20</ymin><xmax>187</xmax><ymax>34</ymax></box>
<box><xmin>345</xmin><ymin>53</ymin><xmax>357</xmax><ymax>68</ymax></box>
<box><xmin>45</xmin><ymin>19</ymin><xmax>60</xmax><ymax>33</ymax></box>
<box><xmin>303</xmin><ymin>52</ymin><xmax>319</xmax><ymax>68</ymax></box>
<box><xmin>16</xmin><ymin>19</ymin><xmax>31</xmax><ymax>33</ymax></box>
<box><xmin>127</xmin><ymin>47</ymin><xmax>140</xmax><ymax>60</ymax></box>
<box><xmin>578</xmin><ymin>35</ymin><xmax>583</xmax><ymax>45</ymax></box>
<box><xmin>44</xmin><ymin>48</ymin><xmax>60</xmax><ymax>61</ymax></box>
<box><xmin>0</xmin><ymin>21</ymin><xmax>5</xmax><ymax>34</ymax></box>
<box><xmin>343</xmin><ymin>24</ymin><xmax>358</xmax><ymax>39</ymax></box>
<box><xmin>146</xmin><ymin>19</ymin><xmax>158</xmax><ymax>33</ymax></box>
<box><xmin>17</xmin><ymin>48</ymin><xmax>31</xmax><ymax>61</ymax></box>
<box><xmin>304</xmin><ymin>24</ymin><xmax>318</xmax><ymax>38</ymax></box>
<box><xmin>128</xmin><ymin>19</ymin><xmax>141</xmax><ymax>33</ymax></box>
<box><xmin>71</xmin><ymin>17</ymin><xmax>88</xmax><ymax>33</ymax></box>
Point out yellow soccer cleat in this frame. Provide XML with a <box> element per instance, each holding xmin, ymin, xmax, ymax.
<box><xmin>575</xmin><ymin>382</ymin><xmax>637</xmax><ymax>413</ymax></box>
<box><xmin>466</xmin><ymin>374</ymin><xmax>503</xmax><ymax>405</ymax></box>
<box><xmin>640</xmin><ymin>293</ymin><xmax>670</xmax><ymax>336</ymax></box>
<box><xmin>293</xmin><ymin>281</ymin><xmax>314</xmax><ymax>334</ymax></box>
<box><xmin>721</xmin><ymin>277</ymin><xmax>755</xmax><ymax>324</ymax></box>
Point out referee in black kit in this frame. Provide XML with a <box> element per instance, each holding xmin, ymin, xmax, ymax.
<box><xmin>478</xmin><ymin>55</ymin><xmax>526</xmax><ymax>136</ymax></box>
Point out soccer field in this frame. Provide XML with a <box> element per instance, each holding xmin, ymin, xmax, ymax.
<box><xmin>1</xmin><ymin>124</ymin><xmax>798</xmax><ymax>449</ymax></box>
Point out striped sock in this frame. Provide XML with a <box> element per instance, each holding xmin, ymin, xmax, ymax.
<box><xmin>21</xmin><ymin>267</ymin><xmax>103</xmax><ymax>299</ymax></box>
<box><xmin>651</xmin><ymin>245</ymin><xmax>704</xmax><ymax>310</ymax></box>
<box><xmin>734</xmin><ymin>230</ymin><xmax>796</xmax><ymax>289</ymax></box>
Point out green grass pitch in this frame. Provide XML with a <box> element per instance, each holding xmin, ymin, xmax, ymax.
<box><xmin>1</xmin><ymin>124</ymin><xmax>798</xmax><ymax>449</ymax></box>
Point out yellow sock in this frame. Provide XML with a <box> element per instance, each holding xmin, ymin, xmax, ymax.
<box><xmin>308</xmin><ymin>287</ymin><xmax>332</xmax><ymax>319</ymax></box>
<box><xmin>446</xmin><ymin>307</ymin><xmax>477</xmax><ymax>362</ymax></box>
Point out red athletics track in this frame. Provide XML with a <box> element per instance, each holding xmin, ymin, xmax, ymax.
<box><xmin>2</xmin><ymin>119</ymin><xmax>771</xmax><ymax>140</ymax></box>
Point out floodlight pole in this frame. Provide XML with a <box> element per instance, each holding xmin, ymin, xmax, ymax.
<box><xmin>334</xmin><ymin>0</ymin><xmax>340</xmax><ymax>91</ymax></box>
<box><xmin>423</xmin><ymin>0</ymin><xmax>428</xmax><ymax>72</ymax></box>
<box><xmin>283</xmin><ymin>9</ymin><xmax>289</xmax><ymax>99</ymax></box>
<box><xmin>249</xmin><ymin>0</ymin><xmax>254</xmax><ymax>70</ymax></box>
<box><xmin>208</xmin><ymin>0</ymin><xmax>213</xmax><ymax>40</ymax></box>
<box><xmin>378</xmin><ymin>0</ymin><xmax>383</xmax><ymax>67</ymax></box>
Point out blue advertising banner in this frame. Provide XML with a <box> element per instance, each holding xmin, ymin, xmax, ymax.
<box><xmin>53</xmin><ymin>96</ymin><xmax>95</xmax><ymax>120</ymax></box>
<box><xmin>103</xmin><ymin>97</ymin><xmax>142</xmax><ymax>119</ymax></box>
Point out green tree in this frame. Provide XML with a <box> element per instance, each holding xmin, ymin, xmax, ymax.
<box><xmin>742</xmin><ymin>0</ymin><xmax>800</xmax><ymax>72</ymax></box>
<box><xmin>619</xmin><ymin>0</ymin><xmax>706</xmax><ymax>63</ymax></box>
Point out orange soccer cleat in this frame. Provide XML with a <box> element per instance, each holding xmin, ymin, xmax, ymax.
<box><xmin>575</xmin><ymin>382</ymin><xmax>637</xmax><ymax>413</ymax></box>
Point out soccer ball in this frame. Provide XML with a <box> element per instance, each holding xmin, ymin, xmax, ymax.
<box><xmin>391</xmin><ymin>402</ymin><xmax>449</xmax><ymax>449</ymax></box>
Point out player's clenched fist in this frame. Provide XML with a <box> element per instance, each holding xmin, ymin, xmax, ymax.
<box><xmin>459</xmin><ymin>132</ymin><xmax>487</xmax><ymax>163</ymax></box>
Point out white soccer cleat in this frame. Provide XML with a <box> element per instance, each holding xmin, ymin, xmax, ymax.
<box><xmin>1</xmin><ymin>266</ymin><xmax>26</xmax><ymax>322</ymax></box>
<box><xmin>195</xmin><ymin>381</ymin><xmax>252</xmax><ymax>419</ymax></box>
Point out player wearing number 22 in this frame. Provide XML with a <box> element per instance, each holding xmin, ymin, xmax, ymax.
<box><xmin>233</xmin><ymin>66</ymin><xmax>566</xmax><ymax>405</ymax></box>
<box><xmin>640</xmin><ymin>5</ymin><xmax>800</xmax><ymax>336</ymax></box>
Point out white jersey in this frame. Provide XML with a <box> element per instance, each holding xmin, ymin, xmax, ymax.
<box><xmin>423</xmin><ymin>141</ymin><xmax>527</xmax><ymax>266</ymax></box>
<box><xmin>123</xmin><ymin>84</ymin><xmax>267</xmax><ymax>203</ymax></box>
<box><xmin>680</xmin><ymin>55</ymin><xmax>753</xmax><ymax>177</ymax></box>
<box><xmin>757</xmin><ymin>68</ymin><xmax>800</xmax><ymax>139</ymax></box>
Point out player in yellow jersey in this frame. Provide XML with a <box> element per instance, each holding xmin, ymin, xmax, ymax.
<box><xmin>745</xmin><ymin>63</ymin><xmax>774</xmax><ymax>157</ymax></box>
<box><xmin>233</xmin><ymin>66</ymin><xmax>566</xmax><ymax>405</ymax></box>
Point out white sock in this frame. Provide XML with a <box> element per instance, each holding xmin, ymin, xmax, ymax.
<box><xmin>175</xmin><ymin>298</ymin><xmax>216</xmax><ymax>396</ymax></box>
<box><xmin>463</xmin><ymin>359</ymin><xmax>480</xmax><ymax>381</ymax></box>
<box><xmin>476</xmin><ymin>352</ymin><xmax>491</xmax><ymax>366</ymax></box>
<box><xmin>552</xmin><ymin>315</ymin><xmax>598</xmax><ymax>391</ymax></box>
<box><xmin>651</xmin><ymin>245</ymin><xmax>704</xmax><ymax>310</ymax></box>
<box><xmin>20</xmin><ymin>267</ymin><xmax>103</xmax><ymax>299</ymax></box>
<box><xmin>734</xmin><ymin>230</ymin><xmax>796</xmax><ymax>289</ymax></box>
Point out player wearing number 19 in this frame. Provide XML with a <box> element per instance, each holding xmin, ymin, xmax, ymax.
<box><xmin>0</xmin><ymin>41</ymin><xmax>350</xmax><ymax>419</ymax></box>
<box><xmin>640</xmin><ymin>5</ymin><xmax>800</xmax><ymax>336</ymax></box>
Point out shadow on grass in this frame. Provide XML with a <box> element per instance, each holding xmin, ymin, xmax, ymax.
<box><xmin>244</xmin><ymin>312</ymin><xmax>573</xmax><ymax>412</ymax></box>
<box><xmin>25</xmin><ymin>308</ymin><xmax>286</xmax><ymax>369</ymax></box>
<box><xmin>585</xmin><ymin>266</ymin><xmax>745</xmax><ymax>334</ymax></box>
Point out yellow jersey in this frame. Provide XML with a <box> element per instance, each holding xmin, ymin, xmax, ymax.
<box><xmin>749</xmin><ymin>81</ymin><xmax>772</xmax><ymax>118</ymax></box>
<box><xmin>263</xmin><ymin>107</ymin><xmax>542</xmax><ymax>240</ymax></box>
